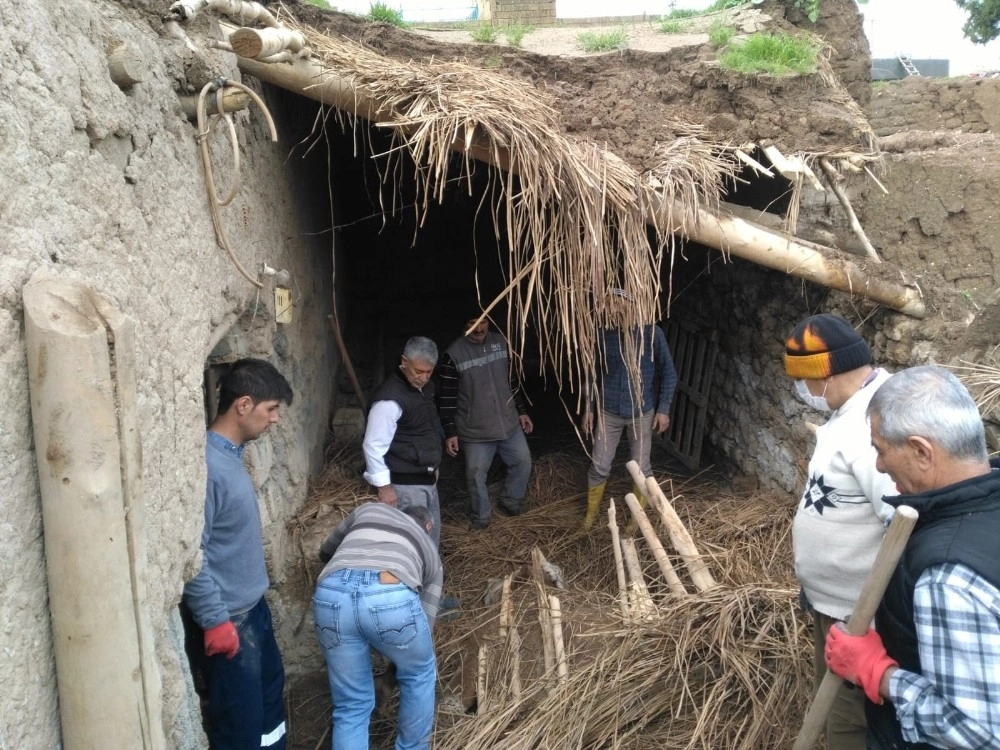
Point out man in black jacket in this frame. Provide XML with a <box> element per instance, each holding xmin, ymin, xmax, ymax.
<box><xmin>824</xmin><ymin>365</ymin><xmax>1000</xmax><ymax>749</ymax></box>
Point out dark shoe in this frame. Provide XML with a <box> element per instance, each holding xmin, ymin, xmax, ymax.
<box><xmin>471</xmin><ymin>518</ymin><xmax>490</xmax><ymax>531</ymax></box>
<box><xmin>498</xmin><ymin>497</ymin><xmax>522</xmax><ymax>516</ymax></box>
<box><xmin>439</xmin><ymin>596</ymin><xmax>462</xmax><ymax>622</ymax></box>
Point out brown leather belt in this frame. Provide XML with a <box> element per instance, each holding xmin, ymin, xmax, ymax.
<box><xmin>379</xmin><ymin>571</ymin><xmax>400</xmax><ymax>584</ymax></box>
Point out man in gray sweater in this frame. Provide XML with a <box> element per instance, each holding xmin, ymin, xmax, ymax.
<box><xmin>315</xmin><ymin>503</ymin><xmax>443</xmax><ymax>750</ymax></box>
<box><xmin>182</xmin><ymin>358</ymin><xmax>293</xmax><ymax>750</ymax></box>
<box><xmin>439</xmin><ymin>316</ymin><xmax>534</xmax><ymax>529</ymax></box>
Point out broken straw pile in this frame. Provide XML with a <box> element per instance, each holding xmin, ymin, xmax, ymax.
<box><xmin>434</xmin><ymin>460</ymin><xmax>810</xmax><ymax>749</ymax></box>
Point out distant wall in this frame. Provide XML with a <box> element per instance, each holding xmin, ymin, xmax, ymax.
<box><xmin>481</xmin><ymin>0</ymin><xmax>556</xmax><ymax>25</ymax></box>
<box><xmin>868</xmin><ymin>76</ymin><xmax>1000</xmax><ymax>135</ymax></box>
<box><xmin>872</xmin><ymin>59</ymin><xmax>950</xmax><ymax>80</ymax></box>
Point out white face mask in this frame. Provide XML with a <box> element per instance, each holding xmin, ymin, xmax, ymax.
<box><xmin>794</xmin><ymin>379</ymin><xmax>831</xmax><ymax>412</ymax></box>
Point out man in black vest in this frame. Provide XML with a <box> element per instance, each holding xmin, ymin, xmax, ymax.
<box><xmin>824</xmin><ymin>365</ymin><xmax>1000</xmax><ymax>749</ymax></box>
<box><xmin>363</xmin><ymin>336</ymin><xmax>444</xmax><ymax>547</ymax></box>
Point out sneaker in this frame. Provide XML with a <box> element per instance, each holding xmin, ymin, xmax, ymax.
<box><xmin>471</xmin><ymin>518</ymin><xmax>490</xmax><ymax>531</ymax></box>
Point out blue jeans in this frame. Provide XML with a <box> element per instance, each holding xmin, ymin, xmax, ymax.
<box><xmin>314</xmin><ymin>569</ymin><xmax>436</xmax><ymax>750</ymax></box>
<box><xmin>184</xmin><ymin>597</ymin><xmax>287</xmax><ymax>749</ymax></box>
<box><xmin>463</xmin><ymin>427</ymin><xmax>532</xmax><ymax>522</ymax></box>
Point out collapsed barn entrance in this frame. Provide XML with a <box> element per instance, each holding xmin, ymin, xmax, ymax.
<box><xmin>174</xmin><ymin>3</ymin><xmax>935</xmax><ymax>747</ymax></box>
<box><xmin>256</xmin><ymin>82</ymin><xmax>835</xmax><ymax>749</ymax></box>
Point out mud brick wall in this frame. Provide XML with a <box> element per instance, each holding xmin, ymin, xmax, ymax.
<box><xmin>868</xmin><ymin>77</ymin><xmax>1000</xmax><ymax>136</ymax></box>
<box><xmin>491</xmin><ymin>0</ymin><xmax>555</xmax><ymax>25</ymax></box>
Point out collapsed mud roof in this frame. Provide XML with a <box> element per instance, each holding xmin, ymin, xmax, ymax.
<box><xmin>165</xmin><ymin>0</ymin><xmax>924</xmax><ymax>393</ymax></box>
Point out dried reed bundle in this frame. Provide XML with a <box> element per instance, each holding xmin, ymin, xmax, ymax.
<box><xmin>952</xmin><ymin>350</ymin><xmax>1000</xmax><ymax>420</ymax></box>
<box><xmin>280</xmin><ymin>12</ymin><xmax>740</xmax><ymax>411</ymax></box>
<box><xmin>431</xmin><ymin>475</ymin><xmax>808</xmax><ymax>750</ymax></box>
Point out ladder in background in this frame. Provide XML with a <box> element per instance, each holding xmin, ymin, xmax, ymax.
<box><xmin>898</xmin><ymin>55</ymin><xmax>921</xmax><ymax>77</ymax></box>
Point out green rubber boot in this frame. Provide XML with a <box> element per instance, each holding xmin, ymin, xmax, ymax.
<box><xmin>583</xmin><ymin>482</ymin><xmax>607</xmax><ymax>530</ymax></box>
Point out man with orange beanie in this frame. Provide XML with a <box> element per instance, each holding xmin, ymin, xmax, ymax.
<box><xmin>784</xmin><ymin>313</ymin><xmax>897</xmax><ymax>750</ymax></box>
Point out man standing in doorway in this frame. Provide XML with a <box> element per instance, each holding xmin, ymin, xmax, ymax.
<box><xmin>582</xmin><ymin>289</ymin><xmax>677</xmax><ymax>529</ymax></box>
<box><xmin>825</xmin><ymin>365</ymin><xmax>1000</xmax><ymax>749</ymax></box>
<box><xmin>439</xmin><ymin>315</ymin><xmax>534</xmax><ymax>530</ymax></box>
<box><xmin>363</xmin><ymin>336</ymin><xmax>444</xmax><ymax>547</ymax></box>
<box><xmin>182</xmin><ymin>357</ymin><xmax>293</xmax><ymax>750</ymax></box>
<box><xmin>784</xmin><ymin>313</ymin><xmax>896</xmax><ymax>750</ymax></box>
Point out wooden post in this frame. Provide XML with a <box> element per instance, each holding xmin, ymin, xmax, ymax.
<box><xmin>531</xmin><ymin>548</ymin><xmax>555</xmax><ymax>675</ymax></box>
<box><xmin>23</xmin><ymin>272</ymin><xmax>166</xmax><ymax>749</ymax></box>
<box><xmin>178</xmin><ymin>87</ymin><xmax>250</xmax><ymax>120</ymax></box>
<box><xmin>106</xmin><ymin>44</ymin><xmax>147</xmax><ymax>87</ymax></box>
<box><xmin>624</xmin><ymin>493</ymin><xmax>687</xmax><ymax>595</ymax></box>
<box><xmin>509</xmin><ymin>625</ymin><xmax>522</xmax><ymax>702</ymax></box>
<box><xmin>621</xmin><ymin>538</ymin><xmax>656</xmax><ymax>620</ymax></box>
<box><xmin>477</xmin><ymin>645</ymin><xmax>488</xmax><ymax>715</ymax></box>
<box><xmin>499</xmin><ymin>574</ymin><xmax>513</xmax><ymax>638</ymax></box>
<box><xmin>819</xmin><ymin>158</ymin><xmax>882</xmax><ymax>263</ymax></box>
<box><xmin>549</xmin><ymin>596</ymin><xmax>569</xmax><ymax>683</ymax></box>
<box><xmin>230</xmin><ymin>26</ymin><xmax>307</xmax><ymax>60</ymax></box>
<box><xmin>642</xmin><ymin>474</ymin><xmax>718</xmax><ymax>592</ymax></box>
<box><xmin>608</xmin><ymin>501</ymin><xmax>630</xmax><ymax>623</ymax></box>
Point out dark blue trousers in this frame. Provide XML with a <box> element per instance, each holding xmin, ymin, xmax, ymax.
<box><xmin>185</xmin><ymin>597</ymin><xmax>287</xmax><ymax>749</ymax></box>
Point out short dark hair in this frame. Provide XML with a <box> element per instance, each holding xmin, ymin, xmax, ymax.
<box><xmin>217</xmin><ymin>358</ymin><xmax>293</xmax><ymax>415</ymax></box>
<box><xmin>401</xmin><ymin>505</ymin><xmax>433</xmax><ymax>533</ymax></box>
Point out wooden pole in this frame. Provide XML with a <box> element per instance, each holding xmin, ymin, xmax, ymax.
<box><xmin>106</xmin><ymin>44</ymin><xmax>147</xmax><ymax>87</ymax></box>
<box><xmin>23</xmin><ymin>272</ymin><xmax>166</xmax><ymax>750</ymax></box>
<box><xmin>621</xmin><ymin>537</ymin><xmax>656</xmax><ymax>620</ymax></box>
<box><xmin>509</xmin><ymin>625</ymin><xmax>522</xmax><ymax>702</ymax></box>
<box><xmin>549</xmin><ymin>596</ymin><xmax>569</xmax><ymax>683</ymax></box>
<box><xmin>641</xmin><ymin>474</ymin><xmax>719</xmax><ymax>592</ymax></box>
<box><xmin>793</xmin><ymin>506</ymin><xmax>919</xmax><ymax>750</ymax></box>
<box><xmin>608</xmin><ymin>501</ymin><xmax>631</xmax><ymax>623</ymax></box>
<box><xmin>532</xmin><ymin>548</ymin><xmax>555</xmax><ymax>675</ymax></box>
<box><xmin>499</xmin><ymin>574</ymin><xmax>513</xmax><ymax>638</ymax></box>
<box><xmin>229</xmin><ymin>48</ymin><xmax>926</xmax><ymax>318</ymax></box>
<box><xmin>476</xmin><ymin>645</ymin><xmax>488</xmax><ymax>715</ymax></box>
<box><xmin>819</xmin><ymin>158</ymin><xmax>881</xmax><ymax>263</ymax></box>
<box><xmin>178</xmin><ymin>87</ymin><xmax>250</xmax><ymax>120</ymax></box>
<box><xmin>624</xmin><ymin>493</ymin><xmax>687</xmax><ymax>595</ymax></box>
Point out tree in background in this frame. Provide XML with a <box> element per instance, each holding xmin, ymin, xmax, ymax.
<box><xmin>955</xmin><ymin>0</ymin><xmax>1000</xmax><ymax>42</ymax></box>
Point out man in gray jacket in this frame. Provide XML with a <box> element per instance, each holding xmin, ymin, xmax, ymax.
<box><xmin>439</xmin><ymin>316</ymin><xmax>534</xmax><ymax>529</ymax></box>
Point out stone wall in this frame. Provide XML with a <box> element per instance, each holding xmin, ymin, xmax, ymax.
<box><xmin>0</xmin><ymin>2</ymin><xmax>337</xmax><ymax>747</ymax></box>
<box><xmin>868</xmin><ymin>76</ymin><xmax>1000</xmax><ymax>136</ymax></box>
<box><xmin>667</xmin><ymin>249</ymin><xmax>929</xmax><ymax>495</ymax></box>
<box><xmin>482</xmin><ymin>0</ymin><xmax>556</xmax><ymax>25</ymax></box>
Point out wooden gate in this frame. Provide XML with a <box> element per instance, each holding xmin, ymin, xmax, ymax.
<box><xmin>660</xmin><ymin>319</ymin><xmax>718</xmax><ymax>470</ymax></box>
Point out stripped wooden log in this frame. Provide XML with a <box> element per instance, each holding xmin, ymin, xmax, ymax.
<box><xmin>499</xmin><ymin>574</ymin><xmax>513</xmax><ymax>638</ymax></box>
<box><xmin>819</xmin><ymin>158</ymin><xmax>882</xmax><ymax>263</ymax></box>
<box><xmin>621</xmin><ymin>537</ymin><xmax>656</xmax><ymax>620</ymax></box>
<box><xmin>624</xmin><ymin>493</ymin><xmax>687</xmax><ymax>595</ymax></box>
<box><xmin>508</xmin><ymin>625</ymin><xmax>522</xmax><ymax>702</ymax></box>
<box><xmin>608</xmin><ymin>501</ymin><xmax>630</xmax><ymax>623</ymax></box>
<box><xmin>549</xmin><ymin>596</ymin><xmax>569</xmax><ymax>683</ymax></box>
<box><xmin>633</xmin><ymin>467</ymin><xmax>718</xmax><ymax>592</ymax></box>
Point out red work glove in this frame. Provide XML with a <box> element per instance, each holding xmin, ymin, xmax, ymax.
<box><xmin>204</xmin><ymin>621</ymin><xmax>240</xmax><ymax>659</ymax></box>
<box><xmin>824</xmin><ymin>624</ymin><xmax>898</xmax><ymax>705</ymax></box>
